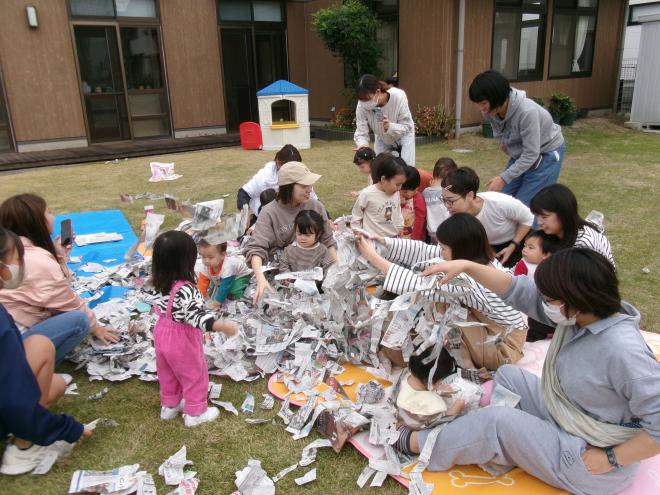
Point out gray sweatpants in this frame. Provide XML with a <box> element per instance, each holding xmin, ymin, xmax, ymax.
<box><xmin>417</xmin><ymin>365</ymin><xmax>637</xmax><ymax>495</ymax></box>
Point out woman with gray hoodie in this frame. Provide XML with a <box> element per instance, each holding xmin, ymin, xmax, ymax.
<box><xmin>469</xmin><ymin>70</ymin><xmax>565</xmax><ymax>206</ymax></box>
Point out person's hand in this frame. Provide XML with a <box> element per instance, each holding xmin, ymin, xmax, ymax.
<box><xmin>382</xmin><ymin>115</ymin><xmax>390</xmax><ymax>132</ymax></box>
<box><xmin>500</xmin><ymin>143</ymin><xmax>508</xmax><ymax>155</ymax></box>
<box><xmin>496</xmin><ymin>243</ymin><xmax>516</xmax><ymax>265</ymax></box>
<box><xmin>355</xmin><ymin>234</ymin><xmax>378</xmax><ymax>259</ymax></box>
<box><xmin>582</xmin><ymin>447</ymin><xmax>614</xmax><ymax>475</ymax></box>
<box><xmin>252</xmin><ymin>275</ymin><xmax>274</xmax><ymax>304</ymax></box>
<box><xmin>53</xmin><ymin>236</ymin><xmax>73</xmax><ymax>260</ymax></box>
<box><xmin>353</xmin><ymin>145</ymin><xmax>370</xmax><ymax>152</ymax></box>
<box><xmin>486</xmin><ymin>176</ymin><xmax>505</xmax><ymax>192</ymax></box>
<box><xmin>93</xmin><ymin>325</ymin><xmax>120</xmax><ymax>345</ymax></box>
<box><xmin>80</xmin><ymin>429</ymin><xmax>93</xmax><ymax>442</ymax></box>
<box><xmin>215</xmin><ymin>320</ymin><xmax>238</xmax><ymax>337</ymax></box>
<box><xmin>421</xmin><ymin>260</ymin><xmax>468</xmax><ymax>284</ymax></box>
<box><xmin>350</xmin><ymin>191</ymin><xmax>360</xmax><ymax>198</ymax></box>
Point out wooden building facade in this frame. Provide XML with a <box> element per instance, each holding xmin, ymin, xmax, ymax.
<box><xmin>0</xmin><ymin>0</ymin><xmax>627</xmax><ymax>153</ymax></box>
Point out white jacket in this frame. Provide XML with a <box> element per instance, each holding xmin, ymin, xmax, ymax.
<box><xmin>354</xmin><ymin>87</ymin><xmax>415</xmax><ymax>149</ymax></box>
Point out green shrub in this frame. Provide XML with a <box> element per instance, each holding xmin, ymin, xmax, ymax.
<box><xmin>548</xmin><ymin>92</ymin><xmax>577</xmax><ymax>123</ymax></box>
<box><xmin>331</xmin><ymin>107</ymin><xmax>356</xmax><ymax>130</ymax></box>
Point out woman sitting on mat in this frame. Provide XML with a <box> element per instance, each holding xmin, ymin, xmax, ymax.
<box><xmin>356</xmin><ymin>213</ymin><xmax>527</xmax><ymax>371</ymax></box>
<box><xmin>395</xmin><ymin>248</ymin><xmax>660</xmax><ymax>495</ymax></box>
<box><xmin>0</xmin><ymin>194</ymin><xmax>119</xmax><ymax>363</ymax></box>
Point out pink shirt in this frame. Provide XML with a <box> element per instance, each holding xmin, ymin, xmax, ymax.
<box><xmin>0</xmin><ymin>237</ymin><xmax>97</xmax><ymax>330</ymax></box>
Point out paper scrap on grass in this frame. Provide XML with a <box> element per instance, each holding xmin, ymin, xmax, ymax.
<box><xmin>234</xmin><ymin>459</ymin><xmax>275</xmax><ymax>495</ymax></box>
<box><xmin>149</xmin><ymin>162</ymin><xmax>182</xmax><ymax>182</ymax></box>
<box><xmin>294</xmin><ymin>468</ymin><xmax>317</xmax><ymax>486</ymax></box>
<box><xmin>158</xmin><ymin>446</ymin><xmax>193</xmax><ymax>486</ymax></box>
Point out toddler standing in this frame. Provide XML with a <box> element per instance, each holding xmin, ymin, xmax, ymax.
<box><xmin>422</xmin><ymin>157</ymin><xmax>458</xmax><ymax>243</ymax></box>
<box><xmin>152</xmin><ymin>231</ymin><xmax>237</xmax><ymax>427</ymax></box>
<box><xmin>351</xmin><ymin>153</ymin><xmax>405</xmax><ymax>237</ymax></box>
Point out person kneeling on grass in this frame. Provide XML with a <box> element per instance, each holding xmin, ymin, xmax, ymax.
<box><xmin>396</xmin><ymin>249</ymin><xmax>660</xmax><ymax>495</ymax></box>
<box><xmin>0</xmin><ymin>227</ymin><xmax>91</xmax><ymax>475</ymax></box>
<box><xmin>151</xmin><ymin>231</ymin><xmax>238</xmax><ymax>427</ymax></box>
<box><xmin>197</xmin><ymin>240</ymin><xmax>252</xmax><ymax>307</ymax></box>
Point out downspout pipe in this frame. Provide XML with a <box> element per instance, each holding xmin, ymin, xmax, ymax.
<box><xmin>455</xmin><ymin>0</ymin><xmax>466</xmax><ymax>139</ymax></box>
<box><xmin>612</xmin><ymin>1</ymin><xmax>630</xmax><ymax>113</ymax></box>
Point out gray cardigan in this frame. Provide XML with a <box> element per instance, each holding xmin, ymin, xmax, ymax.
<box><xmin>486</xmin><ymin>88</ymin><xmax>564</xmax><ymax>183</ymax></box>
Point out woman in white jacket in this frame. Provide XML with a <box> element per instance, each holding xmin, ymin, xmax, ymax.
<box><xmin>354</xmin><ymin>74</ymin><xmax>416</xmax><ymax>166</ymax></box>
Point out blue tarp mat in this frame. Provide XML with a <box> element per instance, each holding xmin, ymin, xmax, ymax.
<box><xmin>54</xmin><ymin>210</ymin><xmax>139</xmax><ymax>307</ymax></box>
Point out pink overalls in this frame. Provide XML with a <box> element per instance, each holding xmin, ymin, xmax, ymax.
<box><xmin>154</xmin><ymin>281</ymin><xmax>209</xmax><ymax>416</ymax></box>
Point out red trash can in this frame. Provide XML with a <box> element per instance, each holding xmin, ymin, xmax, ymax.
<box><xmin>239</xmin><ymin>122</ymin><xmax>263</xmax><ymax>150</ymax></box>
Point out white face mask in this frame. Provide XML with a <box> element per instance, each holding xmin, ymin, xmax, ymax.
<box><xmin>361</xmin><ymin>93</ymin><xmax>379</xmax><ymax>111</ymax></box>
<box><xmin>0</xmin><ymin>262</ymin><xmax>25</xmax><ymax>290</ymax></box>
<box><xmin>542</xmin><ymin>301</ymin><xmax>576</xmax><ymax>326</ymax></box>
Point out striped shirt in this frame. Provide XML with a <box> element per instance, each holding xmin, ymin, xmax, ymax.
<box><xmin>153</xmin><ymin>283</ymin><xmax>215</xmax><ymax>332</ymax></box>
<box><xmin>382</xmin><ymin>238</ymin><xmax>527</xmax><ymax>330</ymax></box>
<box><xmin>575</xmin><ymin>225</ymin><xmax>615</xmax><ymax>268</ymax></box>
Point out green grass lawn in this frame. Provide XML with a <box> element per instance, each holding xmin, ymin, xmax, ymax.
<box><xmin>1</xmin><ymin>118</ymin><xmax>658</xmax><ymax>494</ymax></box>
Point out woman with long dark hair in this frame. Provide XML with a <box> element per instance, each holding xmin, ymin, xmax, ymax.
<box><xmin>357</xmin><ymin>213</ymin><xmax>527</xmax><ymax>370</ymax></box>
<box><xmin>411</xmin><ymin>249</ymin><xmax>660</xmax><ymax>494</ymax></box>
<box><xmin>0</xmin><ymin>194</ymin><xmax>118</xmax><ymax>359</ymax></box>
<box><xmin>354</xmin><ymin>74</ymin><xmax>416</xmax><ymax>166</ymax></box>
<box><xmin>530</xmin><ymin>183</ymin><xmax>614</xmax><ymax>267</ymax></box>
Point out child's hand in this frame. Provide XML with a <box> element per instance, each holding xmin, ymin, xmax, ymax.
<box><xmin>349</xmin><ymin>191</ymin><xmax>360</xmax><ymax>198</ymax></box>
<box><xmin>214</xmin><ymin>320</ymin><xmax>238</xmax><ymax>337</ymax></box>
<box><xmin>80</xmin><ymin>429</ymin><xmax>93</xmax><ymax>442</ymax></box>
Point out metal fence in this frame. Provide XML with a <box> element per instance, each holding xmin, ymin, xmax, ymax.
<box><xmin>617</xmin><ymin>58</ymin><xmax>637</xmax><ymax>113</ymax></box>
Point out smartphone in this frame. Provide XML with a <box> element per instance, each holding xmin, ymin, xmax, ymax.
<box><xmin>60</xmin><ymin>219</ymin><xmax>73</xmax><ymax>247</ymax></box>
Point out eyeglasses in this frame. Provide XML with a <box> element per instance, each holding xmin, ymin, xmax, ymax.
<box><xmin>441</xmin><ymin>195</ymin><xmax>464</xmax><ymax>207</ymax></box>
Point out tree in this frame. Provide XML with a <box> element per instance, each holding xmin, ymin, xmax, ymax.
<box><xmin>312</xmin><ymin>0</ymin><xmax>382</xmax><ymax>90</ymax></box>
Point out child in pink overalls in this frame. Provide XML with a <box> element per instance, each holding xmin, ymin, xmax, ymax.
<box><xmin>151</xmin><ymin>231</ymin><xmax>238</xmax><ymax>427</ymax></box>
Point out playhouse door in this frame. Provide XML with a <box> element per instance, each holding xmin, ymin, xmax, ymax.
<box><xmin>221</xmin><ymin>28</ymin><xmax>258</xmax><ymax>131</ymax></box>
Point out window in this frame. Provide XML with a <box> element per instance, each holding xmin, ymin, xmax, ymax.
<box><xmin>218</xmin><ymin>0</ymin><xmax>283</xmax><ymax>23</ymax></box>
<box><xmin>491</xmin><ymin>1</ymin><xmax>547</xmax><ymax>81</ymax></box>
<box><xmin>271</xmin><ymin>99</ymin><xmax>295</xmax><ymax>124</ymax></box>
<box><xmin>549</xmin><ymin>0</ymin><xmax>598</xmax><ymax>78</ymax></box>
<box><xmin>69</xmin><ymin>0</ymin><xmax>158</xmax><ymax>18</ymax></box>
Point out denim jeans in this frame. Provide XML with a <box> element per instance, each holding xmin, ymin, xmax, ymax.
<box><xmin>22</xmin><ymin>311</ymin><xmax>89</xmax><ymax>365</ymax></box>
<box><xmin>501</xmin><ymin>143</ymin><xmax>565</xmax><ymax>206</ymax></box>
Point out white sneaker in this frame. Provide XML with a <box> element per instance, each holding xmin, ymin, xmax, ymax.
<box><xmin>160</xmin><ymin>399</ymin><xmax>185</xmax><ymax>420</ymax></box>
<box><xmin>0</xmin><ymin>443</ymin><xmax>49</xmax><ymax>475</ymax></box>
<box><xmin>59</xmin><ymin>373</ymin><xmax>73</xmax><ymax>386</ymax></box>
<box><xmin>183</xmin><ymin>406</ymin><xmax>219</xmax><ymax>427</ymax></box>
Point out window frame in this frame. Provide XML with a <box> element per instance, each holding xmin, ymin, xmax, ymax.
<box><xmin>490</xmin><ymin>0</ymin><xmax>548</xmax><ymax>83</ymax></box>
<box><xmin>217</xmin><ymin>0</ymin><xmax>285</xmax><ymax>25</ymax></box>
<box><xmin>68</xmin><ymin>0</ymin><xmax>160</xmax><ymax>21</ymax></box>
<box><xmin>548</xmin><ymin>0</ymin><xmax>599</xmax><ymax>80</ymax></box>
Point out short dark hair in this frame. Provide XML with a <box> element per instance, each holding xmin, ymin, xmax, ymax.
<box><xmin>371</xmin><ymin>153</ymin><xmax>406</xmax><ymax>183</ymax></box>
<box><xmin>468</xmin><ymin>70</ymin><xmax>511</xmax><ymax>109</ymax></box>
<box><xmin>402</xmin><ymin>165</ymin><xmax>421</xmax><ymax>191</ymax></box>
<box><xmin>294</xmin><ymin>209</ymin><xmax>325</xmax><ymax>241</ymax></box>
<box><xmin>0</xmin><ymin>227</ymin><xmax>24</xmax><ymax>264</ymax></box>
<box><xmin>409</xmin><ymin>346</ymin><xmax>456</xmax><ymax>385</ymax></box>
<box><xmin>526</xmin><ymin>230</ymin><xmax>561</xmax><ymax>255</ymax></box>
<box><xmin>275</xmin><ymin>144</ymin><xmax>302</xmax><ymax>164</ymax></box>
<box><xmin>535</xmin><ymin>248</ymin><xmax>621</xmax><ymax>319</ymax></box>
<box><xmin>441</xmin><ymin>167</ymin><xmax>480</xmax><ymax>197</ymax></box>
<box><xmin>276</xmin><ymin>183</ymin><xmax>295</xmax><ymax>205</ymax></box>
<box><xmin>353</xmin><ymin>147</ymin><xmax>376</xmax><ymax>165</ymax></box>
<box><xmin>198</xmin><ymin>239</ymin><xmax>228</xmax><ymax>254</ymax></box>
<box><xmin>259</xmin><ymin>188</ymin><xmax>277</xmax><ymax>210</ymax></box>
<box><xmin>356</xmin><ymin>74</ymin><xmax>387</xmax><ymax>100</ymax></box>
<box><xmin>436</xmin><ymin>213</ymin><xmax>495</xmax><ymax>265</ymax></box>
<box><xmin>530</xmin><ymin>184</ymin><xmax>592</xmax><ymax>248</ymax></box>
<box><xmin>151</xmin><ymin>231</ymin><xmax>198</xmax><ymax>295</ymax></box>
<box><xmin>0</xmin><ymin>193</ymin><xmax>57</xmax><ymax>258</ymax></box>
<box><xmin>433</xmin><ymin>157</ymin><xmax>458</xmax><ymax>179</ymax></box>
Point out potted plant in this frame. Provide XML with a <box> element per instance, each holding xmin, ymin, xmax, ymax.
<box><xmin>548</xmin><ymin>92</ymin><xmax>577</xmax><ymax>126</ymax></box>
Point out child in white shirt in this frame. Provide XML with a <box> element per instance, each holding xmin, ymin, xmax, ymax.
<box><xmin>351</xmin><ymin>154</ymin><xmax>405</xmax><ymax>237</ymax></box>
<box><xmin>423</xmin><ymin>157</ymin><xmax>458</xmax><ymax>243</ymax></box>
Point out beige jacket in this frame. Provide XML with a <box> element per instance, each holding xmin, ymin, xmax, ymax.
<box><xmin>0</xmin><ymin>237</ymin><xmax>97</xmax><ymax>330</ymax></box>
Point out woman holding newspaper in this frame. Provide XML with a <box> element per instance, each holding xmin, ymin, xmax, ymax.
<box><xmin>353</xmin><ymin>74</ymin><xmax>416</xmax><ymax>167</ymax></box>
<box><xmin>395</xmin><ymin>248</ymin><xmax>660</xmax><ymax>495</ymax></box>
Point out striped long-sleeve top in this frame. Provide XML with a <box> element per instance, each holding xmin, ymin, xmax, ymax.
<box><xmin>153</xmin><ymin>283</ymin><xmax>216</xmax><ymax>332</ymax></box>
<box><xmin>575</xmin><ymin>225</ymin><xmax>615</xmax><ymax>268</ymax></box>
<box><xmin>381</xmin><ymin>238</ymin><xmax>527</xmax><ymax>330</ymax></box>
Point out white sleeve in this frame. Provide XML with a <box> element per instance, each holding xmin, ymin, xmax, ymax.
<box><xmin>384</xmin><ymin>238</ymin><xmax>442</xmax><ymax>267</ymax></box>
<box><xmin>386</xmin><ymin>92</ymin><xmax>415</xmax><ymax>138</ymax></box>
<box><xmin>354</xmin><ymin>104</ymin><xmax>371</xmax><ymax>149</ymax></box>
<box><xmin>241</xmin><ymin>165</ymin><xmax>269</xmax><ymax>198</ymax></box>
<box><xmin>501</xmin><ymin>194</ymin><xmax>534</xmax><ymax>226</ymax></box>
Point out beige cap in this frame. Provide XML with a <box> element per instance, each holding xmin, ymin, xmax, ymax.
<box><xmin>278</xmin><ymin>161</ymin><xmax>322</xmax><ymax>186</ymax></box>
